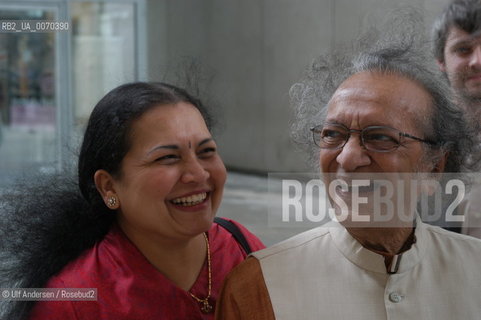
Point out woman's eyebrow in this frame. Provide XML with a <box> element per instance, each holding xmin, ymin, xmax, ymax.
<box><xmin>146</xmin><ymin>138</ymin><xmax>213</xmax><ymax>155</ymax></box>
<box><xmin>198</xmin><ymin>138</ymin><xmax>213</xmax><ymax>146</ymax></box>
<box><xmin>147</xmin><ymin>144</ymin><xmax>179</xmax><ymax>155</ymax></box>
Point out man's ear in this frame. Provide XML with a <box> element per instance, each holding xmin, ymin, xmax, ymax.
<box><xmin>437</xmin><ymin>59</ymin><xmax>447</xmax><ymax>73</ymax></box>
<box><xmin>94</xmin><ymin>169</ymin><xmax>120</xmax><ymax>210</ymax></box>
<box><xmin>432</xmin><ymin>152</ymin><xmax>448</xmax><ymax>174</ymax></box>
<box><xmin>419</xmin><ymin>153</ymin><xmax>448</xmax><ymax>196</ymax></box>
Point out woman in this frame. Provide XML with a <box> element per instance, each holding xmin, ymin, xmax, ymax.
<box><xmin>1</xmin><ymin>82</ymin><xmax>264</xmax><ymax>319</ymax></box>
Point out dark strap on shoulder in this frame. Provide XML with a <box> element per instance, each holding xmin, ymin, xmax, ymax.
<box><xmin>214</xmin><ymin>217</ymin><xmax>252</xmax><ymax>255</ymax></box>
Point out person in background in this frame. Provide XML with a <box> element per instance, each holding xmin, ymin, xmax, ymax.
<box><xmin>216</xmin><ymin>17</ymin><xmax>481</xmax><ymax>319</ymax></box>
<box><xmin>433</xmin><ymin>0</ymin><xmax>481</xmax><ymax>237</ymax></box>
<box><xmin>0</xmin><ymin>82</ymin><xmax>264</xmax><ymax>320</ymax></box>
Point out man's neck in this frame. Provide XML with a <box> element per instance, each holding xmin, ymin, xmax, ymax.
<box><xmin>346</xmin><ymin>226</ymin><xmax>414</xmax><ymax>255</ymax></box>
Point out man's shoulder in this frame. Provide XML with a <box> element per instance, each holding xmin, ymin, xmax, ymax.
<box><xmin>423</xmin><ymin>222</ymin><xmax>481</xmax><ymax>253</ymax></box>
<box><xmin>252</xmin><ymin>225</ymin><xmax>331</xmax><ymax>261</ymax></box>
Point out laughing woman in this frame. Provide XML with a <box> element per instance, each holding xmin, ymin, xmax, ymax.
<box><xmin>0</xmin><ymin>82</ymin><xmax>264</xmax><ymax>320</ymax></box>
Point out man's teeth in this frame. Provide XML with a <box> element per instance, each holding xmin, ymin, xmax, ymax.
<box><xmin>171</xmin><ymin>193</ymin><xmax>207</xmax><ymax>206</ymax></box>
<box><xmin>338</xmin><ymin>184</ymin><xmax>374</xmax><ymax>192</ymax></box>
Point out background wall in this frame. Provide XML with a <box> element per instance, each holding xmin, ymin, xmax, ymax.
<box><xmin>146</xmin><ymin>0</ymin><xmax>451</xmax><ymax>174</ymax></box>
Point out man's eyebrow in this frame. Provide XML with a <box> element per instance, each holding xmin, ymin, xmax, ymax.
<box><xmin>324</xmin><ymin>120</ymin><xmax>343</xmax><ymax>125</ymax></box>
<box><xmin>449</xmin><ymin>33</ymin><xmax>481</xmax><ymax>48</ymax></box>
<box><xmin>450</xmin><ymin>39</ymin><xmax>473</xmax><ymax>48</ymax></box>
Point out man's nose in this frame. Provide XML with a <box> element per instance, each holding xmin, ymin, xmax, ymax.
<box><xmin>335</xmin><ymin>135</ymin><xmax>372</xmax><ymax>171</ymax></box>
<box><xmin>469</xmin><ymin>46</ymin><xmax>481</xmax><ymax>68</ymax></box>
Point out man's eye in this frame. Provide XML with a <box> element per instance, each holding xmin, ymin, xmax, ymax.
<box><xmin>322</xmin><ymin>129</ymin><xmax>342</xmax><ymax>138</ymax></box>
<box><xmin>364</xmin><ymin>133</ymin><xmax>397</xmax><ymax>142</ymax></box>
<box><xmin>321</xmin><ymin>129</ymin><xmax>345</xmax><ymax>140</ymax></box>
<box><xmin>455</xmin><ymin>46</ymin><xmax>472</xmax><ymax>55</ymax></box>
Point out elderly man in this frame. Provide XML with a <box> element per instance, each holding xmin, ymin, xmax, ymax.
<box><xmin>433</xmin><ymin>0</ymin><xmax>481</xmax><ymax>237</ymax></box>
<box><xmin>215</xmin><ymin>33</ymin><xmax>481</xmax><ymax>319</ymax></box>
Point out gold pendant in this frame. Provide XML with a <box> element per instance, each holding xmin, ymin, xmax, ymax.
<box><xmin>200</xmin><ymin>300</ymin><xmax>213</xmax><ymax>313</ymax></box>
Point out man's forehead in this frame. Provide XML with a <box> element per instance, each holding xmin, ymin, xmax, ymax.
<box><xmin>327</xmin><ymin>71</ymin><xmax>432</xmax><ymax>118</ymax></box>
<box><xmin>446</xmin><ymin>26</ymin><xmax>481</xmax><ymax>46</ymax></box>
<box><xmin>331</xmin><ymin>71</ymin><xmax>427</xmax><ymax>100</ymax></box>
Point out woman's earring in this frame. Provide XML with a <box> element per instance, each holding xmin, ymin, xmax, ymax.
<box><xmin>107</xmin><ymin>196</ymin><xmax>117</xmax><ymax>208</ymax></box>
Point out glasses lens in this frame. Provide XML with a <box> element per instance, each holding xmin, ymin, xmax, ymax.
<box><xmin>362</xmin><ymin>127</ymin><xmax>400</xmax><ymax>152</ymax></box>
<box><xmin>316</xmin><ymin>125</ymin><xmax>348</xmax><ymax>149</ymax></box>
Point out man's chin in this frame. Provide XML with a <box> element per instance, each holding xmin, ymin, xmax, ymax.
<box><xmin>459</xmin><ymin>81</ymin><xmax>481</xmax><ymax>99</ymax></box>
<box><xmin>455</xmin><ymin>89</ymin><xmax>481</xmax><ymax>108</ymax></box>
<box><xmin>331</xmin><ymin>205</ymin><xmax>416</xmax><ymax>228</ymax></box>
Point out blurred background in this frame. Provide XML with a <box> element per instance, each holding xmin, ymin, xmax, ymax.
<box><xmin>0</xmin><ymin>0</ymin><xmax>451</xmax><ymax>244</ymax></box>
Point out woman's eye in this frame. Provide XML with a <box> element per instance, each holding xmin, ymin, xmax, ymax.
<box><xmin>154</xmin><ymin>154</ymin><xmax>179</xmax><ymax>163</ymax></box>
<box><xmin>198</xmin><ymin>147</ymin><xmax>216</xmax><ymax>157</ymax></box>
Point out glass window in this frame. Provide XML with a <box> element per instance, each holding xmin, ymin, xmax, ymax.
<box><xmin>0</xmin><ymin>1</ymin><xmax>138</xmax><ymax>186</ymax></box>
<box><xmin>0</xmin><ymin>8</ymin><xmax>57</xmax><ymax>185</ymax></box>
<box><xmin>71</xmin><ymin>2</ymin><xmax>136</xmax><ymax>130</ymax></box>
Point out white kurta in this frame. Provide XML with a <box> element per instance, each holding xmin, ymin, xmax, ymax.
<box><xmin>253</xmin><ymin>218</ymin><xmax>481</xmax><ymax>320</ymax></box>
<box><xmin>461</xmin><ymin>185</ymin><xmax>481</xmax><ymax>238</ymax></box>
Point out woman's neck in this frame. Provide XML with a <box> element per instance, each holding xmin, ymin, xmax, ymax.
<box><xmin>117</xmin><ymin>221</ymin><xmax>207</xmax><ymax>291</ymax></box>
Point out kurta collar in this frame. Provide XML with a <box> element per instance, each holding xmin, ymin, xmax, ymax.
<box><xmin>328</xmin><ymin>215</ymin><xmax>429</xmax><ymax>274</ymax></box>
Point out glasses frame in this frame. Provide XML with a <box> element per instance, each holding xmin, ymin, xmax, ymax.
<box><xmin>310</xmin><ymin>123</ymin><xmax>438</xmax><ymax>153</ymax></box>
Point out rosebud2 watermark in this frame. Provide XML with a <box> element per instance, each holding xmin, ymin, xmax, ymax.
<box><xmin>268</xmin><ymin>172</ymin><xmax>473</xmax><ymax>228</ymax></box>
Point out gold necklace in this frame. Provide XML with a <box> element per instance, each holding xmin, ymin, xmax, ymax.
<box><xmin>189</xmin><ymin>232</ymin><xmax>213</xmax><ymax>313</ymax></box>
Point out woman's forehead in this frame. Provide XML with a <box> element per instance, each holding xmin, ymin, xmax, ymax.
<box><xmin>127</xmin><ymin>103</ymin><xmax>210</xmax><ymax>148</ymax></box>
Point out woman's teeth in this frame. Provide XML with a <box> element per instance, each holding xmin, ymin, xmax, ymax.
<box><xmin>171</xmin><ymin>192</ymin><xmax>207</xmax><ymax>206</ymax></box>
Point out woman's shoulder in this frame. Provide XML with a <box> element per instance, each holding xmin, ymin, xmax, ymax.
<box><xmin>45</xmin><ymin>225</ymin><xmax>141</xmax><ymax>288</ymax></box>
<box><xmin>43</xmin><ymin>235</ymin><xmax>111</xmax><ymax>289</ymax></box>
<box><xmin>210</xmin><ymin>217</ymin><xmax>265</xmax><ymax>253</ymax></box>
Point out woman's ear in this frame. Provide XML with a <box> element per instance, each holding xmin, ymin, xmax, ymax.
<box><xmin>94</xmin><ymin>169</ymin><xmax>120</xmax><ymax>210</ymax></box>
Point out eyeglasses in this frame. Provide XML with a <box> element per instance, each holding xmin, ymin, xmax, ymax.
<box><xmin>310</xmin><ymin>123</ymin><xmax>437</xmax><ymax>152</ymax></box>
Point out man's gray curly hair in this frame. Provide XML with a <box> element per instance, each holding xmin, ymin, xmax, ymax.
<box><xmin>290</xmin><ymin>11</ymin><xmax>476</xmax><ymax>173</ymax></box>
